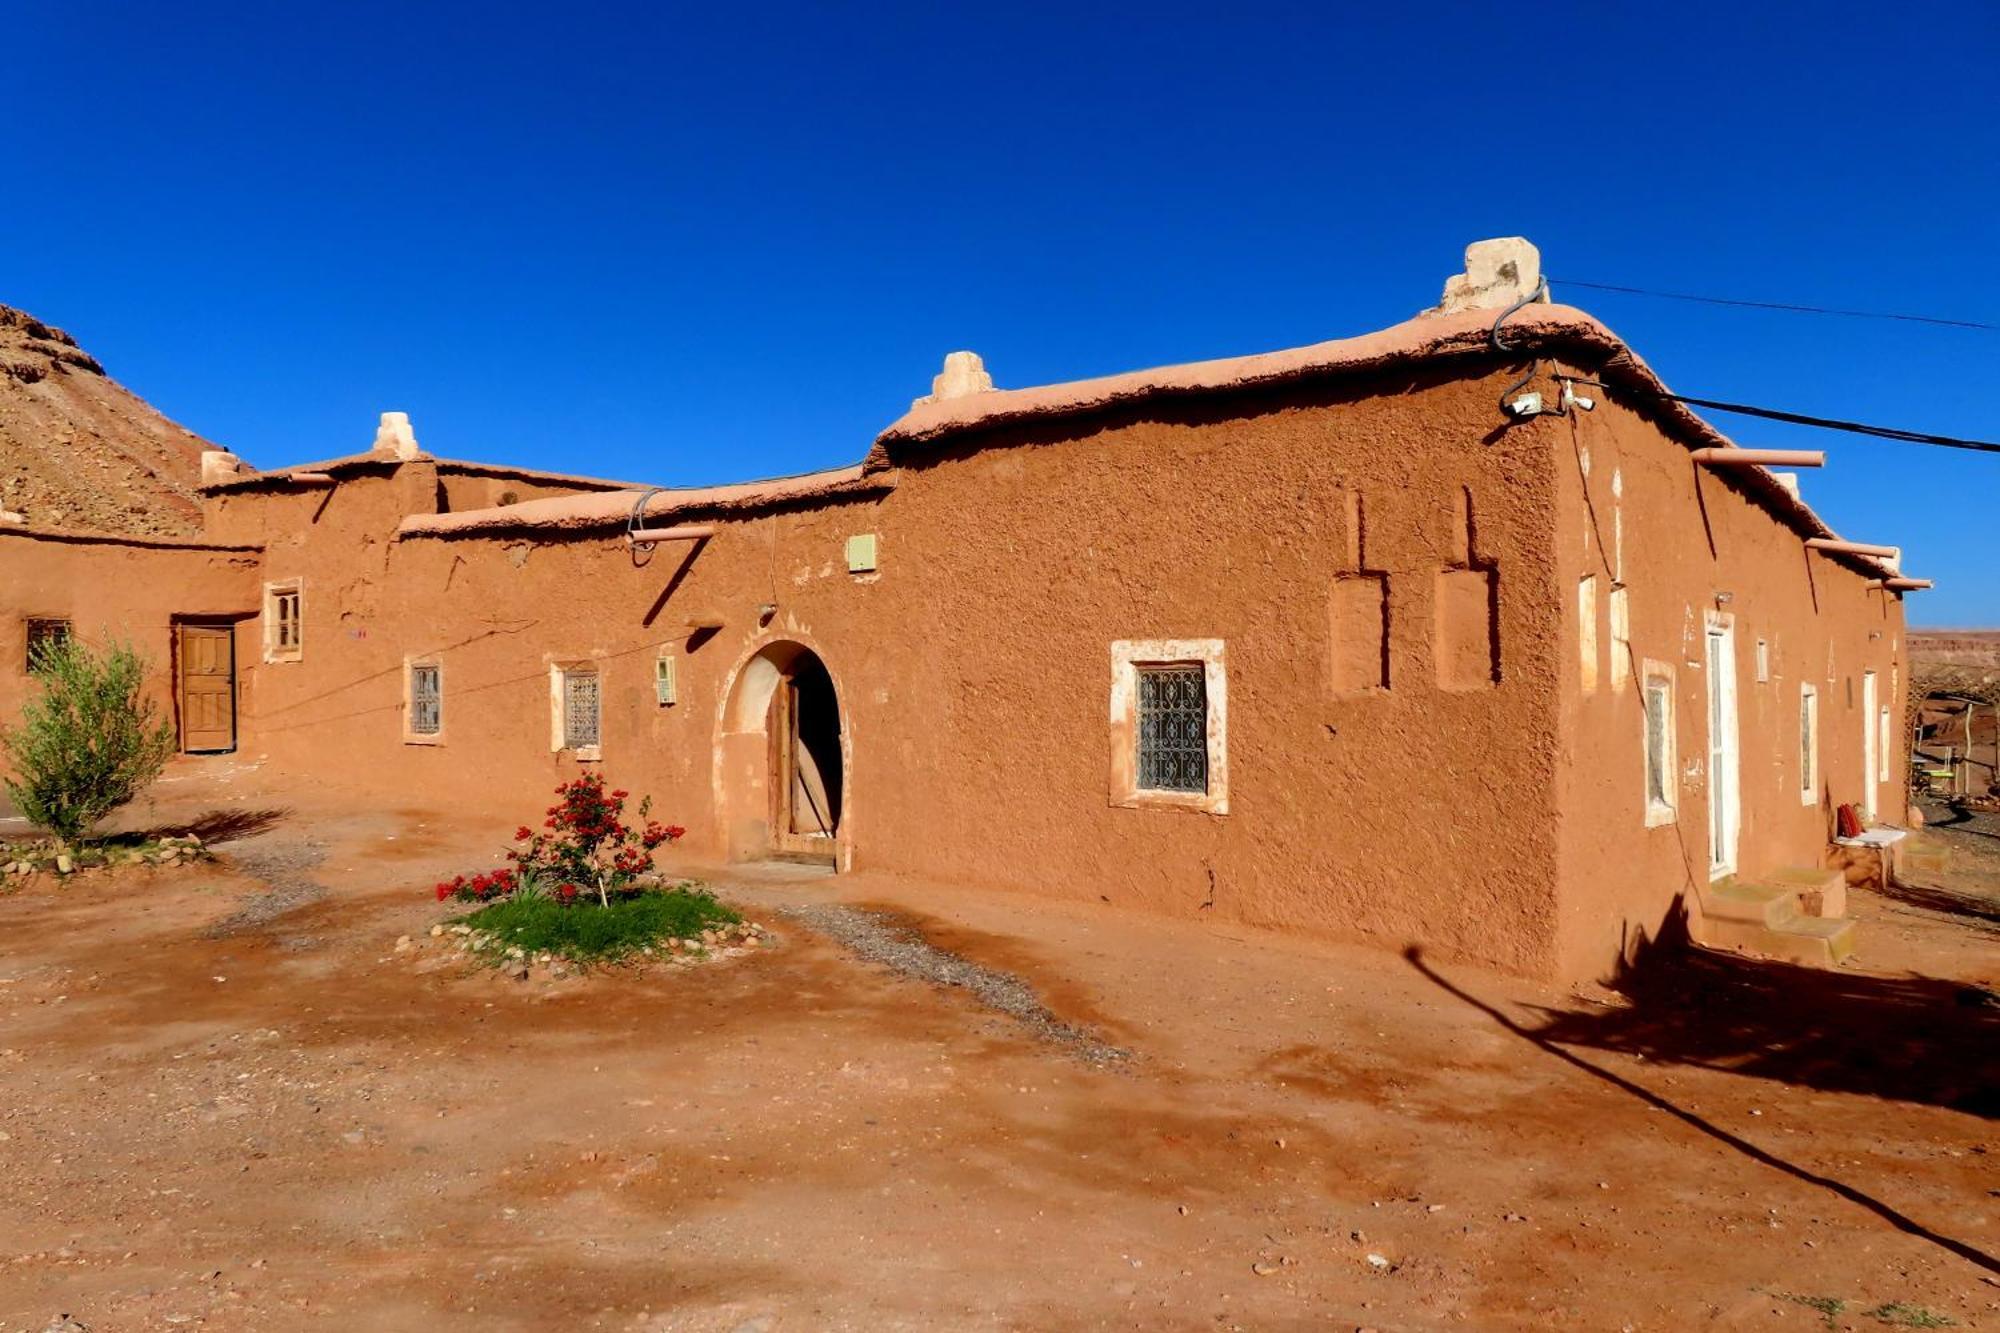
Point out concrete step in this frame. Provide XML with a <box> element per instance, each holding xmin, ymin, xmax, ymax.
<box><xmin>1704</xmin><ymin>877</ymin><xmax>1799</xmax><ymax>928</ymax></box>
<box><xmin>1699</xmin><ymin>911</ymin><xmax>1857</xmax><ymax>967</ymax></box>
<box><xmin>1759</xmin><ymin>865</ymin><xmax>1847</xmax><ymax>918</ymax></box>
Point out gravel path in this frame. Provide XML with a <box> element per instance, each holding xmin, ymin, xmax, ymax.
<box><xmin>780</xmin><ymin>903</ymin><xmax>1129</xmax><ymax>1065</ymax></box>
<box><xmin>203</xmin><ymin>837</ymin><xmax>329</xmax><ymax>939</ymax></box>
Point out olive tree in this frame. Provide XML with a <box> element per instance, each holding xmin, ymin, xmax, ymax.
<box><xmin>2</xmin><ymin>635</ymin><xmax>175</xmax><ymax>845</ymax></box>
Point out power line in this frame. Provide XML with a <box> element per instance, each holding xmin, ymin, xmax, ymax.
<box><xmin>1553</xmin><ymin>277</ymin><xmax>2000</xmax><ymax>333</ymax></box>
<box><xmin>1660</xmin><ymin>393</ymin><xmax>2000</xmax><ymax>455</ymax></box>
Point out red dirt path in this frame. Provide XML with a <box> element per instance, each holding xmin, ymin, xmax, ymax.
<box><xmin>0</xmin><ymin>769</ymin><xmax>1992</xmax><ymax>1331</ymax></box>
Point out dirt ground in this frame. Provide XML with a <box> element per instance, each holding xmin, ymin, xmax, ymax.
<box><xmin>0</xmin><ymin>767</ymin><xmax>1994</xmax><ymax>1332</ymax></box>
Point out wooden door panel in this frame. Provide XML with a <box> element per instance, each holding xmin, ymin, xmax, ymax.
<box><xmin>178</xmin><ymin>625</ymin><xmax>237</xmax><ymax>753</ymax></box>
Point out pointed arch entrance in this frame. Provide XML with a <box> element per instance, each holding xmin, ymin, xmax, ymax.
<box><xmin>717</xmin><ymin>639</ymin><xmax>847</xmax><ymax>867</ymax></box>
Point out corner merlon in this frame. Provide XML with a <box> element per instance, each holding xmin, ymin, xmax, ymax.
<box><xmin>373</xmin><ymin>411</ymin><xmax>422</xmax><ymax>460</ymax></box>
<box><xmin>911</xmin><ymin>351</ymin><xmax>994</xmax><ymax>410</ymax></box>
<box><xmin>1433</xmin><ymin>237</ymin><xmax>1543</xmax><ymax>315</ymax></box>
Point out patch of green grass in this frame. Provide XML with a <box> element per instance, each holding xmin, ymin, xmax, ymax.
<box><xmin>454</xmin><ymin>885</ymin><xmax>739</xmax><ymax>964</ymax></box>
<box><xmin>1866</xmin><ymin>1303</ymin><xmax>1954</xmax><ymax>1328</ymax></box>
<box><xmin>1779</xmin><ymin>1293</ymin><xmax>1848</xmax><ymax>1329</ymax></box>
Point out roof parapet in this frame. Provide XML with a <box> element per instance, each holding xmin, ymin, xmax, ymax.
<box><xmin>1434</xmin><ymin>237</ymin><xmax>1544</xmax><ymax>315</ymax></box>
<box><xmin>911</xmin><ymin>351</ymin><xmax>994</xmax><ymax>410</ymax></box>
<box><xmin>372</xmin><ymin>411</ymin><xmax>422</xmax><ymax>460</ymax></box>
<box><xmin>201</xmin><ymin>449</ymin><xmax>250</xmax><ymax>486</ymax></box>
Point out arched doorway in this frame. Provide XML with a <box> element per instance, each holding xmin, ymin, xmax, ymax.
<box><xmin>717</xmin><ymin>640</ymin><xmax>846</xmax><ymax>866</ymax></box>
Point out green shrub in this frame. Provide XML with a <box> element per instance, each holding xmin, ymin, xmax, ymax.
<box><xmin>456</xmin><ymin>885</ymin><xmax>740</xmax><ymax>963</ymax></box>
<box><xmin>2</xmin><ymin>635</ymin><xmax>175</xmax><ymax>845</ymax></box>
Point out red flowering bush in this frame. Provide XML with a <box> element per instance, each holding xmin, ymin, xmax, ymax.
<box><xmin>435</xmin><ymin>867</ymin><xmax>518</xmax><ymax>903</ymax></box>
<box><xmin>428</xmin><ymin>773</ymin><xmax>686</xmax><ymax>910</ymax></box>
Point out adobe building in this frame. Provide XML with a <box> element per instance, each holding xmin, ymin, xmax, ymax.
<box><xmin>1</xmin><ymin>240</ymin><xmax>1927</xmax><ymax>982</ymax></box>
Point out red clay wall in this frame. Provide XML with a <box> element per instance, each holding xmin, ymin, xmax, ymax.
<box><xmin>0</xmin><ymin>529</ymin><xmax>262</xmax><ymax>751</ymax></box>
<box><xmin>1551</xmin><ymin>389</ymin><xmax>1906</xmax><ymax>978</ymax></box>
<box><xmin>220</xmin><ymin>370</ymin><xmax>1572</xmax><ymax>976</ymax></box>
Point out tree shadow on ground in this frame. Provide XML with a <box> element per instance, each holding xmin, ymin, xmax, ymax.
<box><xmin>128</xmin><ymin>807</ymin><xmax>291</xmax><ymax>846</ymax></box>
<box><xmin>1876</xmin><ymin>876</ymin><xmax>2000</xmax><ymax>929</ymax></box>
<box><xmin>1405</xmin><ymin>943</ymin><xmax>1999</xmax><ymax>1278</ymax></box>
<box><xmin>1522</xmin><ymin>905</ymin><xmax>1998</xmax><ymax>1117</ymax></box>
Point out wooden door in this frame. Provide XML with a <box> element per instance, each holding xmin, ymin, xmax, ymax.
<box><xmin>768</xmin><ymin>675</ymin><xmax>836</xmax><ymax>860</ymax></box>
<box><xmin>178</xmin><ymin>624</ymin><xmax>236</xmax><ymax>753</ymax></box>
<box><xmin>1861</xmin><ymin>671</ymin><xmax>1879</xmax><ymax>821</ymax></box>
<box><xmin>1705</xmin><ymin>624</ymin><xmax>1739</xmax><ymax>877</ymax></box>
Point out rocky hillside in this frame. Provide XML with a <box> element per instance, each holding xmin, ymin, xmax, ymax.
<box><xmin>0</xmin><ymin>304</ymin><xmax>209</xmax><ymax>536</ymax></box>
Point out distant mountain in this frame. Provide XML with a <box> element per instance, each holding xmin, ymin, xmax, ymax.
<box><xmin>0</xmin><ymin>304</ymin><xmax>209</xmax><ymax>536</ymax></box>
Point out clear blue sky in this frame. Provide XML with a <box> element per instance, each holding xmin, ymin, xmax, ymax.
<box><xmin>8</xmin><ymin>3</ymin><xmax>1995</xmax><ymax>624</ymax></box>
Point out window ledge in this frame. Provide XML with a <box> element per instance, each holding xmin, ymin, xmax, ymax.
<box><xmin>1115</xmin><ymin>788</ymin><xmax>1229</xmax><ymax>816</ymax></box>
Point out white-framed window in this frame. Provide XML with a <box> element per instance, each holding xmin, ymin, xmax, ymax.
<box><xmin>654</xmin><ymin>652</ymin><xmax>677</xmax><ymax>706</ymax></box>
<box><xmin>1108</xmin><ymin>639</ymin><xmax>1228</xmax><ymax>814</ymax></box>
<box><xmin>550</xmin><ymin>662</ymin><xmax>602</xmax><ymax>760</ymax></box>
<box><xmin>404</xmin><ymin>658</ymin><xmax>443</xmax><ymax>744</ymax></box>
<box><xmin>1642</xmin><ymin>660</ymin><xmax>1676</xmax><ymax>827</ymax></box>
<box><xmin>263</xmin><ymin>580</ymin><xmax>303</xmax><ymax>663</ymax></box>
<box><xmin>1755</xmin><ymin>638</ymin><xmax>1770</xmax><ymax>684</ymax></box>
<box><xmin>1799</xmin><ymin>683</ymin><xmax>1819</xmax><ymax>805</ymax></box>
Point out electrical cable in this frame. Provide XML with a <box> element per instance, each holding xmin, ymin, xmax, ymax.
<box><xmin>1658</xmin><ymin>394</ymin><xmax>2000</xmax><ymax>456</ymax></box>
<box><xmin>1552</xmin><ymin>278</ymin><xmax>1999</xmax><ymax>333</ymax></box>
<box><xmin>1489</xmin><ymin>276</ymin><xmax>1550</xmax><ymax>352</ymax></box>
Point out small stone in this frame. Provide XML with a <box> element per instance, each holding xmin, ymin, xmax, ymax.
<box><xmin>1426</xmin><ymin>1204</ymin><xmax>1446</xmax><ymax>1213</ymax></box>
<box><xmin>56</xmin><ymin>854</ymin><xmax>73</xmax><ymax>874</ymax></box>
<box><xmin>1365</xmin><ymin>1253</ymin><xmax>1392</xmax><ymax>1270</ymax></box>
<box><xmin>1503</xmin><ymin>1213</ymin><xmax>1527</xmax><ymax>1223</ymax></box>
<box><xmin>1251</xmin><ymin>1262</ymin><xmax>1277</xmax><ymax>1277</ymax></box>
<box><xmin>429</xmin><ymin>925</ymin><xmax>444</xmax><ymax>938</ymax></box>
<box><xmin>394</xmin><ymin>936</ymin><xmax>412</xmax><ymax>951</ymax></box>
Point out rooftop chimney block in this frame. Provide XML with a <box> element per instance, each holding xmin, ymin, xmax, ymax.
<box><xmin>373</xmin><ymin>411</ymin><xmax>422</xmax><ymax>460</ymax></box>
<box><xmin>1434</xmin><ymin>237</ymin><xmax>1543</xmax><ymax>315</ymax></box>
<box><xmin>200</xmin><ymin>449</ymin><xmax>250</xmax><ymax>486</ymax></box>
<box><xmin>912</xmin><ymin>351</ymin><xmax>994</xmax><ymax>409</ymax></box>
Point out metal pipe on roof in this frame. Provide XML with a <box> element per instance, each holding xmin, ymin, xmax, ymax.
<box><xmin>1687</xmin><ymin>448</ymin><xmax>1826</xmax><ymax>467</ymax></box>
<box><xmin>622</xmin><ymin>524</ymin><xmax>715</xmax><ymax>548</ymax></box>
<box><xmin>1806</xmin><ymin>538</ymin><xmax>1901</xmax><ymax>558</ymax></box>
<box><xmin>1867</xmin><ymin>578</ymin><xmax>1933</xmax><ymax>590</ymax></box>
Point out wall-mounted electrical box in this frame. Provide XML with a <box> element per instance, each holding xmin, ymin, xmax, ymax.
<box><xmin>846</xmin><ymin>533</ymin><xmax>878</xmax><ymax>573</ymax></box>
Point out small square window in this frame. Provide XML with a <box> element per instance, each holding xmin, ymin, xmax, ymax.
<box><xmin>1137</xmin><ymin>665</ymin><xmax>1208</xmax><ymax>794</ymax></box>
<box><xmin>264</xmin><ymin>581</ymin><xmax>303</xmax><ymax>662</ymax></box>
<box><xmin>557</xmin><ymin>667</ymin><xmax>601</xmax><ymax>754</ymax></box>
<box><xmin>1109</xmin><ymin>640</ymin><xmax>1227</xmax><ymax>814</ymax></box>
<box><xmin>406</xmin><ymin>662</ymin><xmax>443</xmax><ymax>742</ymax></box>
<box><xmin>25</xmin><ymin>618</ymin><xmax>71</xmax><ymax>673</ymax></box>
